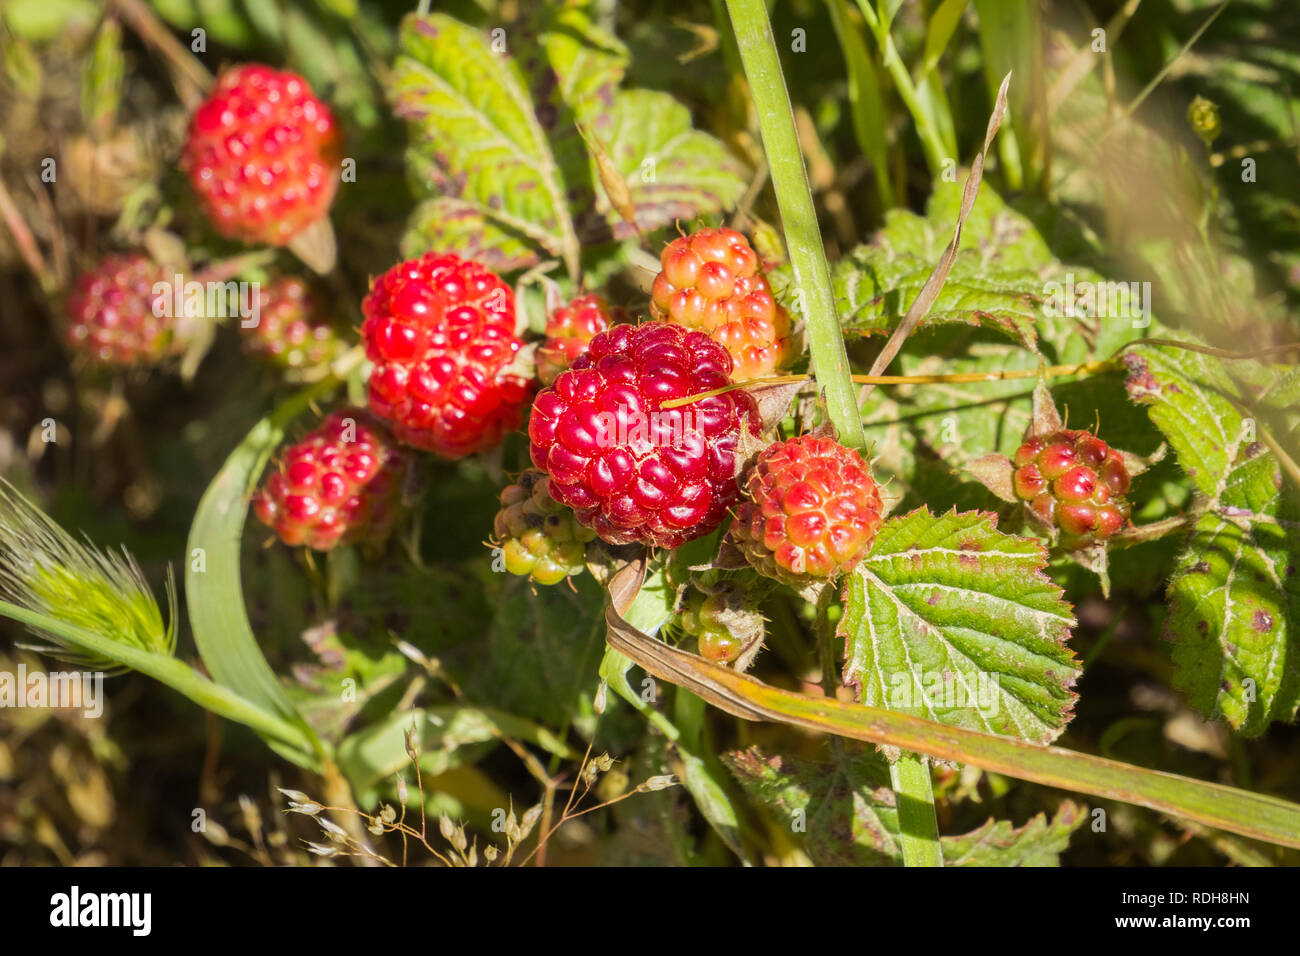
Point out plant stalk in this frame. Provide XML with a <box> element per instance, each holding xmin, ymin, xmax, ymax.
<box><xmin>725</xmin><ymin>0</ymin><xmax>939</xmax><ymax>865</ymax></box>
<box><xmin>890</xmin><ymin>754</ymin><xmax>944</xmax><ymax>866</ymax></box>
<box><xmin>724</xmin><ymin>0</ymin><xmax>866</xmax><ymax>451</ymax></box>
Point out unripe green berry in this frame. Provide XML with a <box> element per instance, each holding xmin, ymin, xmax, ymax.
<box><xmin>491</xmin><ymin>468</ymin><xmax>595</xmax><ymax>585</ymax></box>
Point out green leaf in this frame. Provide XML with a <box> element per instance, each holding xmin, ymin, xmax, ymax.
<box><xmin>1124</xmin><ymin>342</ymin><xmax>1300</xmax><ymax>734</ymax></box>
<box><xmin>464</xmin><ymin>573</ymin><xmax>608</xmax><ymax>731</ymax></box>
<box><xmin>337</xmin><ymin>705</ymin><xmax>574</xmax><ymax>800</ymax></box>
<box><xmin>530</xmin><ymin>3</ymin><xmax>628</xmax><ymax>124</ymax></box>
<box><xmin>80</xmin><ymin>16</ymin><xmax>123</xmax><ymax>133</ymax></box>
<box><xmin>818</xmin><ymin>242</ymin><xmax>1043</xmax><ymax>345</ymax></box>
<box><xmin>578</xmin><ymin>89</ymin><xmax>748</xmax><ymax>242</ymax></box>
<box><xmin>391</xmin><ymin>10</ymin><xmax>745</xmax><ymax>272</ymax></box>
<box><xmin>1167</xmin><ymin>503</ymin><xmax>1300</xmax><ymax>735</ymax></box>
<box><xmin>391</xmin><ymin>13</ymin><xmax>580</xmax><ymax>274</ymax></box>
<box><xmin>726</xmin><ymin>745</ymin><xmax>1085</xmax><ymax>866</ymax></box>
<box><xmin>938</xmin><ymin>801</ymin><xmax>1085</xmax><ymax>866</ymax></box>
<box><xmin>400</xmin><ymin>197</ymin><xmax>543</xmax><ymax>272</ymax></box>
<box><xmin>839</xmin><ymin>508</ymin><xmax>1079</xmax><ymax>743</ymax></box>
<box><xmin>725</xmin><ymin>744</ymin><xmax>901</xmax><ymax>865</ymax></box>
<box><xmin>1123</xmin><ymin>342</ymin><xmax>1249</xmax><ymax>500</ymax></box>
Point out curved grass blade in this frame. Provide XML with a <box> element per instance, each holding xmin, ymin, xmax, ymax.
<box><xmin>606</xmin><ymin>558</ymin><xmax>1300</xmax><ymax>850</ymax></box>
<box><xmin>185</xmin><ymin>381</ymin><xmax>341</xmax><ymax>763</ymax></box>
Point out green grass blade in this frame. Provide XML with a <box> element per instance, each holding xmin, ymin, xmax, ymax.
<box><xmin>890</xmin><ymin>753</ymin><xmax>944</xmax><ymax>865</ymax></box>
<box><xmin>826</xmin><ymin>0</ymin><xmax>895</xmax><ymax>208</ymax></box>
<box><xmin>0</xmin><ymin>599</ymin><xmax>319</xmax><ymax>762</ymax></box>
<box><xmin>726</xmin><ymin>0</ymin><xmax>936</xmax><ymax>863</ymax></box>
<box><xmin>185</xmin><ymin>380</ymin><xmax>340</xmax><ymax>761</ymax></box>
<box><xmin>725</xmin><ymin>0</ymin><xmax>865</xmax><ymax>450</ymax></box>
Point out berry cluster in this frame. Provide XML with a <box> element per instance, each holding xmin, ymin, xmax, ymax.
<box><xmin>253</xmin><ymin>409</ymin><xmax>409</xmax><ymax>551</ymax></box>
<box><xmin>65</xmin><ymin>253</ymin><xmax>178</xmax><ymax>367</ymax></box>
<box><xmin>650</xmin><ymin>227</ymin><xmax>793</xmax><ymax>381</ymax></box>
<box><xmin>729</xmin><ymin>434</ymin><xmax>884</xmax><ymax>587</ymax></box>
<box><xmin>1012</xmin><ymin>430</ymin><xmax>1131</xmax><ymax>544</ymax></box>
<box><xmin>361</xmin><ymin>253</ymin><xmax>533</xmax><ymax>459</ymax></box>
<box><xmin>529</xmin><ymin>321</ymin><xmax>759</xmax><ymax>549</ymax></box>
<box><xmin>492</xmin><ymin>469</ymin><xmax>596</xmax><ymax>585</ymax></box>
<box><xmin>181</xmin><ymin>64</ymin><xmax>340</xmax><ymax>246</ymax></box>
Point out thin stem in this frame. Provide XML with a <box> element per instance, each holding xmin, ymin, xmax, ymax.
<box><xmin>724</xmin><ymin>0</ymin><xmax>866</xmax><ymax>451</ymax></box>
<box><xmin>660</xmin><ymin>359</ymin><xmax>1120</xmax><ymax>409</ymax></box>
<box><xmin>853</xmin><ymin>0</ymin><xmax>950</xmax><ymax>174</ymax></box>
<box><xmin>111</xmin><ymin>0</ymin><xmax>212</xmax><ymax>108</ymax></box>
<box><xmin>726</xmin><ymin>0</ymin><xmax>938</xmax><ymax>864</ymax></box>
<box><xmin>0</xmin><ymin>176</ymin><xmax>52</xmax><ymax>291</ymax></box>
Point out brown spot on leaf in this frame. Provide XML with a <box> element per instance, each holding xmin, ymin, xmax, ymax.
<box><xmin>1122</xmin><ymin>353</ymin><xmax>1159</xmax><ymax>397</ymax></box>
<box><xmin>1252</xmin><ymin>610</ymin><xmax>1274</xmax><ymax>633</ymax></box>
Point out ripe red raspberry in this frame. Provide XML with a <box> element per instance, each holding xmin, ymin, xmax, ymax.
<box><xmin>729</xmin><ymin>434</ymin><xmax>884</xmax><ymax>587</ymax></box>
<box><xmin>528</xmin><ymin>321</ymin><xmax>759</xmax><ymax>549</ymax></box>
<box><xmin>536</xmin><ymin>294</ymin><xmax>621</xmax><ymax>386</ymax></box>
<box><xmin>650</xmin><ymin>227</ymin><xmax>794</xmax><ymax>381</ymax></box>
<box><xmin>241</xmin><ymin>276</ymin><xmax>346</xmax><ymax>377</ymax></box>
<box><xmin>181</xmin><ymin>64</ymin><xmax>340</xmax><ymax>246</ymax></box>
<box><xmin>64</xmin><ymin>253</ymin><xmax>179</xmax><ymax>367</ymax></box>
<box><xmin>253</xmin><ymin>408</ymin><xmax>409</xmax><ymax>551</ymax></box>
<box><xmin>361</xmin><ymin>253</ymin><xmax>532</xmax><ymax>458</ymax></box>
<box><xmin>1012</xmin><ymin>430</ymin><xmax>1131</xmax><ymax>543</ymax></box>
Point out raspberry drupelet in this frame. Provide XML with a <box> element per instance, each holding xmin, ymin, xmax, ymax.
<box><xmin>253</xmin><ymin>409</ymin><xmax>409</xmax><ymax>551</ymax></box>
<box><xmin>1012</xmin><ymin>430</ymin><xmax>1132</xmax><ymax>544</ymax></box>
<box><xmin>650</xmin><ymin>227</ymin><xmax>794</xmax><ymax>381</ymax></box>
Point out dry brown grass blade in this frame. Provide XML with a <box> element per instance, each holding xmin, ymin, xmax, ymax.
<box><xmin>860</xmin><ymin>71</ymin><xmax>1013</xmax><ymax>402</ymax></box>
<box><xmin>601</xmin><ymin>557</ymin><xmax>1300</xmax><ymax>848</ymax></box>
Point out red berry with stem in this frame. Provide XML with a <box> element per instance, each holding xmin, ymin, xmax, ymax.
<box><xmin>729</xmin><ymin>434</ymin><xmax>885</xmax><ymax>588</ymax></box>
<box><xmin>361</xmin><ymin>253</ymin><xmax>533</xmax><ymax>459</ymax></box>
<box><xmin>253</xmin><ymin>408</ymin><xmax>410</xmax><ymax>551</ymax></box>
<box><xmin>181</xmin><ymin>64</ymin><xmax>340</xmax><ymax>246</ymax></box>
<box><xmin>528</xmin><ymin>321</ymin><xmax>759</xmax><ymax>549</ymax></box>
<box><xmin>64</xmin><ymin>253</ymin><xmax>179</xmax><ymax>367</ymax></box>
<box><xmin>650</xmin><ymin>227</ymin><xmax>794</xmax><ymax>381</ymax></box>
<box><xmin>1011</xmin><ymin>429</ymin><xmax>1132</xmax><ymax>545</ymax></box>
